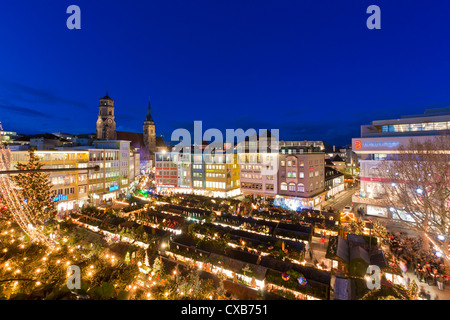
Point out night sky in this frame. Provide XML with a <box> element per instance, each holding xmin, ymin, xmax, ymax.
<box><xmin>1</xmin><ymin>0</ymin><xmax>450</xmax><ymax>146</ymax></box>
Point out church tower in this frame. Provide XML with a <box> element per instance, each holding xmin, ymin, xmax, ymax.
<box><xmin>143</xmin><ymin>99</ymin><xmax>156</xmax><ymax>153</ymax></box>
<box><xmin>96</xmin><ymin>93</ymin><xmax>117</xmax><ymax>140</ymax></box>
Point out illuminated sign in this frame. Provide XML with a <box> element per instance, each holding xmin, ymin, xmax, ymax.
<box><xmin>355</xmin><ymin>140</ymin><xmax>400</xmax><ymax>149</ymax></box>
<box><xmin>52</xmin><ymin>194</ymin><xmax>68</xmax><ymax>202</ymax></box>
<box><xmin>109</xmin><ymin>185</ymin><xmax>119</xmax><ymax>191</ymax></box>
<box><xmin>363</xmin><ymin>141</ymin><xmax>400</xmax><ymax>148</ymax></box>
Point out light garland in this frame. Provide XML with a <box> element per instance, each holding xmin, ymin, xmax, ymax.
<box><xmin>0</xmin><ymin>123</ymin><xmax>54</xmax><ymax>247</ymax></box>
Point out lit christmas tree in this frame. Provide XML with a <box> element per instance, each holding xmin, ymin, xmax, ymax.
<box><xmin>152</xmin><ymin>257</ymin><xmax>165</xmax><ymax>279</ymax></box>
<box><xmin>11</xmin><ymin>148</ymin><xmax>56</xmax><ymax>222</ymax></box>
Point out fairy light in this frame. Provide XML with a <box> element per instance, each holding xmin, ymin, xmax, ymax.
<box><xmin>35</xmin><ymin>281</ymin><xmax>41</xmax><ymax>286</ymax></box>
<box><xmin>0</xmin><ymin>127</ymin><xmax>54</xmax><ymax>246</ymax></box>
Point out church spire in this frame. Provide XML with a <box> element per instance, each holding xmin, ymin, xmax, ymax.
<box><xmin>145</xmin><ymin>98</ymin><xmax>154</xmax><ymax>122</ymax></box>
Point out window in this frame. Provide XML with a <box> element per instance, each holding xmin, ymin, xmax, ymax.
<box><xmin>289</xmin><ymin>183</ymin><xmax>296</xmax><ymax>191</ymax></box>
<box><xmin>292</xmin><ymin>172</ymin><xmax>296</xmax><ymax>178</ymax></box>
<box><xmin>410</xmin><ymin>123</ymin><xmax>423</xmax><ymax>131</ymax></box>
<box><xmin>287</xmin><ymin>161</ymin><xmax>292</xmax><ymax>166</ymax></box>
<box><xmin>435</xmin><ymin>122</ymin><xmax>447</xmax><ymax>130</ymax></box>
<box><xmin>299</xmin><ymin>172</ymin><xmax>304</xmax><ymax>178</ymax></box>
<box><xmin>299</xmin><ymin>161</ymin><xmax>304</xmax><ymax>167</ymax></box>
<box><xmin>281</xmin><ymin>171</ymin><xmax>285</xmax><ymax>177</ymax></box>
<box><xmin>280</xmin><ymin>183</ymin><xmax>287</xmax><ymax>191</ymax></box>
<box><xmin>281</xmin><ymin>161</ymin><xmax>285</xmax><ymax>166</ymax></box>
<box><xmin>297</xmin><ymin>184</ymin><xmax>305</xmax><ymax>192</ymax></box>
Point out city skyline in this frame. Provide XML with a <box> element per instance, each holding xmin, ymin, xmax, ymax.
<box><xmin>2</xmin><ymin>1</ymin><xmax>450</xmax><ymax>146</ymax></box>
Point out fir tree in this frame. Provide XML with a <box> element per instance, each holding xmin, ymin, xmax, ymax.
<box><xmin>11</xmin><ymin>148</ymin><xmax>56</xmax><ymax>222</ymax></box>
<box><xmin>152</xmin><ymin>257</ymin><xmax>165</xmax><ymax>278</ymax></box>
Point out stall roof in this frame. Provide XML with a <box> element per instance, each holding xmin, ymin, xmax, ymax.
<box><xmin>209</xmin><ymin>253</ymin><xmax>267</xmax><ymax>280</ymax></box>
<box><xmin>333</xmin><ymin>277</ymin><xmax>351</xmax><ymax>300</ymax></box>
<box><xmin>349</xmin><ymin>246</ymin><xmax>370</xmax><ymax>264</ymax></box>
<box><xmin>336</xmin><ymin>236</ymin><xmax>349</xmax><ymax>263</ymax></box>
<box><xmin>259</xmin><ymin>256</ymin><xmax>292</xmax><ymax>273</ymax></box>
<box><xmin>347</xmin><ymin>234</ymin><xmax>367</xmax><ymax>244</ymax></box>
<box><xmin>370</xmin><ymin>251</ymin><xmax>388</xmax><ymax>268</ymax></box>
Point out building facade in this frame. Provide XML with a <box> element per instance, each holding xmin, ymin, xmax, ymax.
<box><xmin>204</xmin><ymin>150</ymin><xmax>240</xmax><ymax>198</ymax></box>
<box><xmin>276</xmin><ymin>146</ymin><xmax>326</xmax><ymax>209</ymax></box>
<box><xmin>239</xmin><ymin>152</ymin><xmax>278</xmax><ymax>198</ymax></box>
<box><xmin>9</xmin><ymin>150</ymin><xmax>90</xmax><ymax>212</ymax></box>
<box><xmin>155</xmin><ymin>151</ymin><xmax>179</xmax><ymax>190</ymax></box>
<box><xmin>352</xmin><ymin>108</ymin><xmax>450</xmax><ymax>219</ymax></box>
<box><xmin>324</xmin><ymin>167</ymin><xmax>345</xmax><ymax>200</ymax></box>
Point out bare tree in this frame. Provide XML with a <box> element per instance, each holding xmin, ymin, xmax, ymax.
<box><xmin>380</xmin><ymin>135</ymin><xmax>450</xmax><ymax>266</ymax></box>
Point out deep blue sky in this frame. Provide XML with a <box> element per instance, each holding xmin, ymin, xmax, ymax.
<box><xmin>1</xmin><ymin>0</ymin><xmax>450</xmax><ymax>146</ymax></box>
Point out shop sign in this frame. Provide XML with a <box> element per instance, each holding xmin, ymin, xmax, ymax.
<box><xmin>109</xmin><ymin>185</ymin><xmax>119</xmax><ymax>191</ymax></box>
<box><xmin>53</xmin><ymin>194</ymin><xmax>68</xmax><ymax>202</ymax></box>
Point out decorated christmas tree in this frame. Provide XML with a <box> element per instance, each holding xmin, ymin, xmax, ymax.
<box><xmin>152</xmin><ymin>257</ymin><xmax>165</xmax><ymax>279</ymax></box>
<box><xmin>11</xmin><ymin>148</ymin><xmax>56</xmax><ymax>222</ymax></box>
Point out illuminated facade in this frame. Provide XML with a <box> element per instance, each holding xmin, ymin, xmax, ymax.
<box><xmin>89</xmin><ymin>140</ymin><xmax>135</xmax><ymax>203</ymax></box>
<box><xmin>239</xmin><ymin>152</ymin><xmax>278</xmax><ymax>198</ymax></box>
<box><xmin>352</xmin><ymin>108</ymin><xmax>450</xmax><ymax>218</ymax></box>
<box><xmin>155</xmin><ymin>151</ymin><xmax>179</xmax><ymax>189</ymax></box>
<box><xmin>204</xmin><ymin>151</ymin><xmax>240</xmax><ymax>198</ymax></box>
<box><xmin>276</xmin><ymin>146</ymin><xmax>326</xmax><ymax>209</ymax></box>
<box><xmin>9</xmin><ymin>150</ymin><xmax>90</xmax><ymax>212</ymax></box>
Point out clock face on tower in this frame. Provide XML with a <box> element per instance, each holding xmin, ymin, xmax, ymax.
<box><xmin>108</xmin><ymin>119</ymin><xmax>113</xmax><ymax>124</ymax></box>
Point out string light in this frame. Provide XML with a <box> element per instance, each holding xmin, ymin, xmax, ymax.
<box><xmin>0</xmin><ymin>126</ymin><xmax>54</xmax><ymax>246</ymax></box>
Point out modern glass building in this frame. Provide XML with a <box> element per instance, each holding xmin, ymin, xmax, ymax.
<box><xmin>352</xmin><ymin>108</ymin><xmax>450</xmax><ymax>218</ymax></box>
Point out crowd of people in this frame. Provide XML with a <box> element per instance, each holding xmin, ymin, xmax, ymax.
<box><xmin>389</xmin><ymin>232</ymin><xmax>449</xmax><ymax>298</ymax></box>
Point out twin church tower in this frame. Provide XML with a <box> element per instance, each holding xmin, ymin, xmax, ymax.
<box><xmin>95</xmin><ymin>93</ymin><xmax>157</xmax><ymax>156</ymax></box>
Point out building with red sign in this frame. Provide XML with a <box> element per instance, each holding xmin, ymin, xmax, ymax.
<box><xmin>352</xmin><ymin>108</ymin><xmax>450</xmax><ymax>218</ymax></box>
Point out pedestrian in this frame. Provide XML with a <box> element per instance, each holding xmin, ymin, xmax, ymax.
<box><xmin>321</xmin><ymin>237</ymin><xmax>326</xmax><ymax>248</ymax></box>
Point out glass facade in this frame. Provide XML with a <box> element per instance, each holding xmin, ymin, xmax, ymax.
<box><xmin>381</xmin><ymin>121</ymin><xmax>450</xmax><ymax>133</ymax></box>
